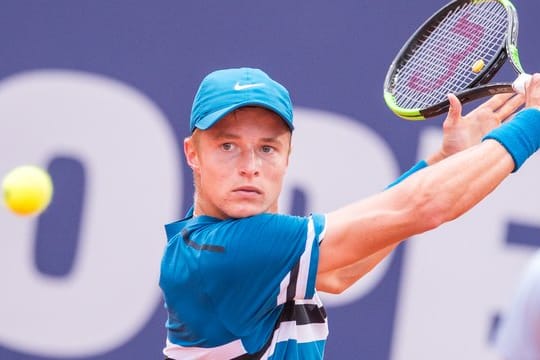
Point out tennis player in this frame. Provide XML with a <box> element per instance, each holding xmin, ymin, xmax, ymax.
<box><xmin>159</xmin><ymin>67</ymin><xmax>540</xmax><ymax>359</ymax></box>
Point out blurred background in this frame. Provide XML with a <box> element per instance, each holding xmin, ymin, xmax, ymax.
<box><xmin>1</xmin><ymin>0</ymin><xmax>539</xmax><ymax>359</ymax></box>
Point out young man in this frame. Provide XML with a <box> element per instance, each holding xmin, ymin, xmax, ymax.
<box><xmin>159</xmin><ymin>67</ymin><xmax>539</xmax><ymax>359</ymax></box>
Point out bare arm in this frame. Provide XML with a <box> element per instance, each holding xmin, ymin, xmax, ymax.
<box><xmin>318</xmin><ymin>139</ymin><xmax>513</xmax><ymax>273</ymax></box>
<box><xmin>316</xmin><ymin>73</ymin><xmax>540</xmax><ymax>288</ymax></box>
<box><xmin>316</xmin><ymin>93</ymin><xmax>525</xmax><ymax>292</ymax></box>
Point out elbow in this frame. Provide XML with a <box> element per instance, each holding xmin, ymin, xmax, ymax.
<box><xmin>327</xmin><ymin>287</ymin><xmax>347</xmax><ymax>295</ymax></box>
<box><xmin>316</xmin><ymin>274</ymin><xmax>349</xmax><ymax>294</ymax></box>
<box><xmin>317</xmin><ymin>283</ymin><xmax>347</xmax><ymax>295</ymax></box>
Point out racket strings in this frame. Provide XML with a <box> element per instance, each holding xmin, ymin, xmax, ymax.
<box><xmin>399</xmin><ymin>2</ymin><xmax>504</xmax><ymax>99</ymax></box>
<box><xmin>416</xmin><ymin>5</ymin><xmax>504</xmax><ymax>77</ymax></box>
<box><xmin>400</xmin><ymin>3</ymin><xmax>505</xmax><ymax>103</ymax></box>
<box><xmin>393</xmin><ymin>0</ymin><xmax>509</xmax><ymax>110</ymax></box>
<box><xmin>397</xmin><ymin>2</ymin><xmax>506</xmax><ymax>107</ymax></box>
<box><xmin>405</xmin><ymin>7</ymin><xmax>504</xmax><ymax>96</ymax></box>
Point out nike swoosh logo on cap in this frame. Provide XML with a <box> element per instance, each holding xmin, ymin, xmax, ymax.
<box><xmin>233</xmin><ymin>82</ymin><xmax>265</xmax><ymax>91</ymax></box>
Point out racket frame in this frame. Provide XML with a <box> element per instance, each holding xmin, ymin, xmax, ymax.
<box><xmin>384</xmin><ymin>0</ymin><xmax>523</xmax><ymax>120</ymax></box>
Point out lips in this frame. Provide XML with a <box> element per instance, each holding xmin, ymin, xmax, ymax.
<box><xmin>232</xmin><ymin>186</ymin><xmax>262</xmax><ymax>195</ymax></box>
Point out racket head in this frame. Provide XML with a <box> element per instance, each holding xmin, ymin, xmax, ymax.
<box><xmin>384</xmin><ymin>0</ymin><xmax>519</xmax><ymax>120</ymax></box>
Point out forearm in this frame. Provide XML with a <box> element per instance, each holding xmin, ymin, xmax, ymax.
<box><xmin>318</xmin><ymin>107</ymin><xmax>540</xmax><ymax>273</ymax></box>
<box><xmin>319</xmin><ymin>139</ymin><xmax>514</xmax><ymax>273</ymax></box>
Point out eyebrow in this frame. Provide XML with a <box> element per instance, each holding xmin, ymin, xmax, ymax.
<box><xmin>213</xmin><ymin>132</ymin><xmax>283</xmax><ymax>144</ymax></box>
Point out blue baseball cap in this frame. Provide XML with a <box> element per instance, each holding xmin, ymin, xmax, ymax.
<box><xmin>190</xmin><ymin>68</ymin><xmax>294</xmax><ymax>132</ymax></box>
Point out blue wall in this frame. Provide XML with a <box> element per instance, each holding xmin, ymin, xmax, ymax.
<box><xmin>1</xmin><ymin>1</ymin><xmax>539</xmax><ymax>359</ymax></box>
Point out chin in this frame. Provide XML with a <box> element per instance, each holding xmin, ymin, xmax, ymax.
<box><xmin>227</xmin><ymin>209</ymin><xmax>260</xmax><ymax>219</ymax></box>
<box><xmin>225</xmin><ymin>204</ymin><xmax>271</xmax><ymax>219</ymax></box>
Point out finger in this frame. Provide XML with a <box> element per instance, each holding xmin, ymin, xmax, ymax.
<box><xmin>445</xmin><ymin>93</ymin><xmax>462</xmax><ymax>126</ymax></box>
<box><xmin>477</xmin><ymin>92</ymin><xmax>516</xmax><ymax>112</ymax></box>
<box><xmin>495</xmin><ymin>93</ymin><xmax>525</xmax><ymax>122</ymax></box>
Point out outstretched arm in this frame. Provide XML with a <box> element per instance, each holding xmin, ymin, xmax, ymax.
<box><xmin>316</xmin><ymin>79</ymin><xmax>535</xmax><ymax>293</ymax></box>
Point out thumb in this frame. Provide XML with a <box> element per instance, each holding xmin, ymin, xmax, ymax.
<box><xmin>445</xmin><ymin>93</ymin><xmax>462</xmax><ymax>126</ymax></box>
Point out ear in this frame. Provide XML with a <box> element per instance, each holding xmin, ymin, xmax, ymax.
<box><xmin>184</xmin><ymin>136</ymin><xmax>200</xmax><ymax>171</ymax></box>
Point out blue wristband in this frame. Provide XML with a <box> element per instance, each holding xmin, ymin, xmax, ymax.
<box><xmin>386</xmin><ymin>160</ymin><xmax>428</xmax><ymax>189</ymax></box>
<box><xmin>482</xmin><ymin>108</ymin><xmax>540</xmax><ymax>172</ymax></box>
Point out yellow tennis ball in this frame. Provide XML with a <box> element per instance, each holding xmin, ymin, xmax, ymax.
<box><xmin>2</xmin><ymin>165</ymin><xmax>53</xmax><ymax>216</ymax></box>
<box><xmin>471</xmin><ymin>59</ymin><xmax>485</xmax><ymax>73</ymax></box>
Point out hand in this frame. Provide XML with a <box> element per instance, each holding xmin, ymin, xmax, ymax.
<box><xmin>427</xmin><ymin>92</ymin><xmax>524</xmax><ymax>164</ymax></box>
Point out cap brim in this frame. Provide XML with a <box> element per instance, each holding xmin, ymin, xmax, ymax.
<box><xmin>193</xmin><ymin>102</ymin><xmax>294</xmax><ymax>131</ymax></box>
<box><xmin>194</xmin><ymin>104</ymin><xmax>239</xmax><ymax>131</ymax></box>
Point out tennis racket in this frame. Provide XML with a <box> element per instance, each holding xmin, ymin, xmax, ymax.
<box><xmin>384</xmin><ymin>0</ymin><xmax>531</xmax><ymax>120</ymax></box>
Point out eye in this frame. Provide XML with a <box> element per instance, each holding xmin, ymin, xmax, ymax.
<box><xmin>221</xmin><ymin>143</ymin><xmax>233</xmax><ymax>151</ymax></box>
<box><xmin>261</xmin><ymin>145</ymin><xmax>274</xmax><ymax>153</ymax></box>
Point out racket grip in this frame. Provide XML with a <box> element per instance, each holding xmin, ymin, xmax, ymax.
<box><xmin>512</xmin><ymin>73</ymin><xmax>532</xmax><ymax>94</ymax></box>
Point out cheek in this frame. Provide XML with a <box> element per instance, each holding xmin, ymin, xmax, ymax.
<box><xmin>267</xmin><ymin>159</ymin><xmax>289</xmax><ymax>183</ymax></box>
<box><xmin>199</xmin><ymin>157</ymin><xmax>236</xmax><ymax>188</ymax></box>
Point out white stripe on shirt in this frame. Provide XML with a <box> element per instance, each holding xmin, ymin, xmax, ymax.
<box><xmin>295</xmin><ymin>217</ymin><xmax>316</xmax><ymax>299</ymax></box>
<box><xmin>163</xmin><ymin>338</ymin><xmax>247</xmax><ymax>360</ymax></box>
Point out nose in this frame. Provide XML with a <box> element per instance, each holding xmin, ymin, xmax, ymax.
<box><xmin>239</xmin><ymin>149</ymin><xmax>260</xmax><ymax>177</ymax></box>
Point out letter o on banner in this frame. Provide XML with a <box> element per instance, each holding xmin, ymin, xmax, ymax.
<box><xmin>0</xmin><ymin>70</ymin><xmax>181</xmax><ymax>357</ymax></box>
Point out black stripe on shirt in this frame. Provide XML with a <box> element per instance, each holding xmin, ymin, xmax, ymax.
<box><xmin>231</xmin><ymin>301</ymin><xmax>327</xmax><ymax>360</ymax></box>
<box><xmin>286</xmin><ymin>262</ymin><xmax>300</xmax><ymax>300</ymax></box>
<box><xmin>182</xmin><ymin>228</ymin><xmax>225</xmax><ymax>253</ymax></box>
<box><xmin>279</xmin><ymin>301</ymin><xmax>327</xmax><ymax>325</ymax></box>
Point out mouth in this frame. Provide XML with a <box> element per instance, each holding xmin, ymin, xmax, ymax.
<box><xmin>232</xmin><ymin>186</ymin><xmax>262</xmax><ymax>195</ymax></box>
